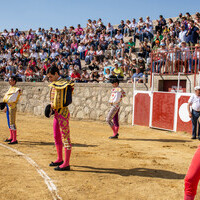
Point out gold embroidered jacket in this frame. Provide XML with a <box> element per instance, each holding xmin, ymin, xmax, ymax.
<box><xmin>49</xmin><ymin>78</ymin><xmax>74</xmax><ymax>118</ymax></box>
<box><xmin>3</xmin><ymin>86</ymin><xmax>22</xmax><ymax>109</ymax></box>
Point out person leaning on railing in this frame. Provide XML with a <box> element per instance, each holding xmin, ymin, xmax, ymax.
<box><xmin>186</xmin><ymin>20</ymin><xmax>199</xmax><ymax>47</ymax></box>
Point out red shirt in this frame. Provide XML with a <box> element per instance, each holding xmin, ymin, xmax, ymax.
<box><xmin>29</xmin><ymin>60</ymin><xmax>36</xmax><ymax>67</ymax></box>
<box><xmin>71</xmin><ymin>72</ymin><xmax>81</xmax><ymax>79</ymax></box>
<box><xmin>43</xmin><ymin>64</ymin><xmax>51</xmax><ymax>71</ymax></box>
<box><xmin>25</xmin><ymin>69</ymin><xmax>33</xmax><ymax>77</ymax></box>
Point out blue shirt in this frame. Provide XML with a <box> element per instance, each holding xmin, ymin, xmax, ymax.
<box><xmin>132</xmin><ymin>72</ymin><xmax>143</xmax><ymax>81</ymax></box>
<box><xmin>186</xmin><ymin>26</ymin><xmax>199</xmax><ymax>44</ymax></box>
<box><xmin>104</xmin><ymin>66</ymin><xmax>115</xmax><ymax>75</ymax></box>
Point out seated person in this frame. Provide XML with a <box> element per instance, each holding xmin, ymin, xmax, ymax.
<box><xmin>137</xmin><ymin>57</ymin><xmax>146</xmax><ymax>73</ymax></box>
<box><xmin>131</xmin><ymin>67</ymin><xmax>144</xmax><ymax>83</ymax></box>
<box><xmin>127</xmin><ymin>38</ymin><xmax>135</xmax><ymax>57</ymax></box>
<box><xmin>4</xmin><ymin>69</ymin><xmax>14</xmax><ymax>82</ymax></box>
<box><xmin>16</xmin><ymin>65</ymin><xmax>25</xmax><ymax>82</ymax></box>
<box><xmin>101</xmin><ymin>57</ymin><xmax>111</xmax><ymax>68</ymax></box>
<box><xmin>104</xmin><ymin>68</ymin><xmax>112</xmax><ymax>83</ymax></box>
<box><xmin>25</xmin><ymin>65</ymin><xmax>34</xmax><ymax>82</ymax></box>
<box><xmin>103</xmin><ymin>66</ymin><xmax>115</xmax><ymax>75</ymax></box>
<box><xmin>113</xmin><ymin>63</ymin><xmax>124</xmax><ymax>80</ymax></box>
<box><xmin>90</xmin><ymin>69</ymin><xmax>100</xmax><ymax>82</ymax></box>
<box><xmin>98</xmin><ymin>73</ymin><xmax>105</xmax><ymax>83</ymax></box>
<box><xmin>72</xmin><ymin>54</ymin><xmax>81</xmax><ymax>70</ymax></box>
<box><xmin>88</xmin><ymin>56</ymin><xmax>100</xmax><ymax>71</ymax></box>
<box><xmin>71</xmin><ymin>69</ymin><xmax>81</xmax><ymax>82</ymax></box>
<box><xmin>81</xmin><ymin>68</ymin><xmax>90</xmax><ymax>83</ymax></box>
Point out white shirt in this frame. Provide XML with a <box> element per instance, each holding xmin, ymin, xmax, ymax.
<box><xmin>181</xmin><ymin>47</ymin><xmax>191</xmax><ymax>60</ymax></box>
<box><xmin>188</xmin><ymin>94</ymin><xmax>200</xmax><ymax>111</ymax></box>
<box><xmin>36</xmin><ymin>30</ymin><xmax>43</xmax><ymax>36</ymax></box>
<box><xmin>144</xmin><ymin>27</ymin><xmax>153</xmax><ymax>34</ymax></box>
<box><xmin>105</xmin><ymin>35</ymin><xmax>112</xmax><ymax>42</ymax></box>
<box><xmin>30</xmin><ymin>52</ymin><xmax>38</xmax><ymax>59</ymax></box>
<box><xmin>39</xmin><ymin>52</ymin><xmax>48</xmax><ymax>60</ymax></box>
<box><xmin>115</xmin><ymin>34</ymin><xmax>123</xmax><ymax>41</ymax></box>
<box><xmin>50</xmin><ymin>52</ymin><xmax>59</xmax><ymax>59</ymax></box>
<box><xmin>179</xmin><ymin>30</ymin><xmax>187</xmax><ymax>43</ymax></box>
<box><xmin>77</xmin><ymin>45</ymin><xmax>86</xmax><ymax>52</ymax></box>
<box><xmin>130</xmin><ymin>22</ymin><xmax>137</xmax><ymax>29</ymax></box>
<box><xmin>0</xmin><ymin>54</ymin><xmax>4</xmax><ymax>60</ymax></box>
<box><xmin>1</xmin><ymin>32</ymin><xmax>8</xmax><ymax>37</ymax></box>
<box><xmin>145</xmin><ymin>20</ymin><xmax>153</xmax><ymax>27</ymax></box>
<box><xmin>106</xmin><ymin>26</ymin><xmax>114</xmax><ymax>32</ymax></box>
<box><xmin>193</xmin><ymin>51</ymin><xmax>200</xmax><ymax>59</ymax></box>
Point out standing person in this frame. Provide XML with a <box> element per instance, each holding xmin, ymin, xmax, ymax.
<box><xmin>46</xmin><ymin>66</ymin><xmax>74</xmax><ymax>171</ymax></box>
<box><xmin>187</xmin><ymin>86</ymin><xmax>200</xmax><ymax>139</ymax></box>
<box><xmin>186</xmin><ymin>20</ymin><xmax>199</xmax><ymax>46</ymax></box>
<box><xmin>2</xmin><ymin>76</ymin><xmax>22</xmax><ymax>144</ymax></box>
<box><xmin>106</xmin><ymin>76</ymin><xmax>126</xmax><ymax>139</ymax></box>
<box><xmin>183</xmin><ymin>86</ymin><xmax>200</xmax><ymax>200</ymax></box>
<box><xmin>184</xmin><ymin>144</ymin><xmax>200</xmax><ymax>200</ymax></box>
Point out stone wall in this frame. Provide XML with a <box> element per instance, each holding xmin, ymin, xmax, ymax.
<box><xmin>0</xmin><ymin>82</ymin><xmax>138</xmax><ymax>124</ymax></box>
<box><xmin>0</xmin><ymin>74</ymin><xmax>195</xmax><ymax>124</ymax></box>
<box><xmin>0</xmin><ymin>82</ymin><xmax>50</xmax><ymax>116</ymax></box>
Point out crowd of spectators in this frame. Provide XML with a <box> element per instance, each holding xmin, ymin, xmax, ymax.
<box><xmin>0</xmin><ymin>12</ymin><xmax>199</xmax><ymax>83</ymax></box>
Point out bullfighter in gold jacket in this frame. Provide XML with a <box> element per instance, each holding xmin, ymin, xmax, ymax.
<box><xmin>2</xmin><ymin>76</ymin><xmax>22</xmax><ymax>144</ymax></box>
<box><xmin>46</xmin><ymin>66</ymin><xmax>74</xmax><ymax>171</ymax></box>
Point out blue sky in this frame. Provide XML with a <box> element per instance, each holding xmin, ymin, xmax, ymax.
<box><xmin>0</xmin><ymin>0</ymin><xmax>199</xmax><ymax>31</ymax></box>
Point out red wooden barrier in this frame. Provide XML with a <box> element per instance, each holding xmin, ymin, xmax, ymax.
<box><xmin>133</xmin><ymin>92</ymin><xmax>151</xmax><ymax>126</ymax></box>
<box><xmin>132</xmin><ymin>91</ymin><xmax>193</xmax><ymax>133</ymax></box>
<box><xmin>151</xmin><ymin>92</ymin><xmax>176</xmax><ymax>131</ymax></box>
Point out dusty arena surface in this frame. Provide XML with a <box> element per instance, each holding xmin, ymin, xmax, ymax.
<box><xmin>0</xmin><ymin>112</ymin><xmax>200</xmax><ymax>200</ymax></box>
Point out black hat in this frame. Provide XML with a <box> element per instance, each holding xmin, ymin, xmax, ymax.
<box><xmin>109</xmin><ymin>75</ymin><xmax>119</xmax><ymax>84</ymax></box>
<box><xmin>44</xmin><ymin>104</ymin><xmax>55</xmax><ymax>118</ymax></box>
<box><xmin>0</xmin><ymin>102</ymin><xmax>6</xmax><ymax>110</ymax></box>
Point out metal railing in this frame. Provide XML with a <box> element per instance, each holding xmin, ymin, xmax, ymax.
<box><xmin>150</xmin><ymin>46</ymin><xmax>200</xmax><ymax>87</ymax></box>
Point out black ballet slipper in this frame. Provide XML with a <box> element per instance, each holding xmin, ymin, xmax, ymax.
<box><xmin>49</xmin><ymin>161</ymin><xmax>63</xmax><ymax>167</ymax></box>
<box><xmin>8</xmin><ymin>140</ymin><xmax>18</xmax><ymax>145</ymax></box>
<box><xmin>54</xmin><ymin>165</ymin><xmax>70</xmax><ymax>171</ymax></box>
<box><xmin>4</xmin><ymin>138</ymin><xmax>12</xmax><ymax>142</ymax></box>
<box><xmin>109</xmin><ymin>133</ymin><xmax>119</xmax><ymax>139</ymax></box>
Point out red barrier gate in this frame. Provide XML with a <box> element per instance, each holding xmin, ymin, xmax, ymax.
<box><xmin>151</xmin><ymin>92</ymin><xmax>176</xmax><ymax>131</ymax></box>
<box><xmin>133</xmin><ymin>91</ymin><xmax>151</xmax><ymax>126</ymax></box>
<box><xmin>132</xmin><ymin>91</ymin><xmax>193</xmax><ymax>134</ymax></box>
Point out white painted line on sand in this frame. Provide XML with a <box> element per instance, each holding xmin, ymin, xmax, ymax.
<box><xmin>0</xmin><ymin>143</ymin><xmax>62</xmax><ymax>200</ymax></box>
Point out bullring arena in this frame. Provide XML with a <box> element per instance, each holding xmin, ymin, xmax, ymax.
<box><xmin>0</xmin><ymin>82</ymin><xmax>200</xmax><ymax>200</ymax></box>
<box><xmin>0</xmin><ymin>9</ymin><xmax>199</xmax><ymax>200</ymax></box>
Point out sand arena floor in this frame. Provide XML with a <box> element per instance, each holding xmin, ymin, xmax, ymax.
<box><xmin>0</xmin><ymin>112</ymin><xmax>200</xmax><ymax>200</ymax></box>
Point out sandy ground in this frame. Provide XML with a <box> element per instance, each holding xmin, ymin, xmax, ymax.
<box><xmin>0</xmin><ymin>112</ymin><xmax>200</xmax><ymax>200</ymax></box>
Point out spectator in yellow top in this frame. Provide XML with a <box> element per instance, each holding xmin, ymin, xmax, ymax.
<box><xmin>113</xmin><ymin>63</ymin><xmax>124</xmax><ymax>80</ymax></box>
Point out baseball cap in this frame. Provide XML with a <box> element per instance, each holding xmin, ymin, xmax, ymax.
<box><xmin>194</xmin><ymin>86</ymin><xmax>200</xmax><ymax>90</ymax></box>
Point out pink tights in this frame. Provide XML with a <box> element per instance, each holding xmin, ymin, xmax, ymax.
<box><xmin>184</xmin><ymin>146</ymin><xmax>200</xmax><ymax>199</ymax></box>
<box><xmin>53</xmin><ymin>112</ymin><xmax>71</xmax><ymax>168</ymax></box>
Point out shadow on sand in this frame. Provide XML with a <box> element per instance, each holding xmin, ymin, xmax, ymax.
<box><xmin>72</xmin><ymin>165</ymin><xmax>185</xmax><ymax>179</ymax></box>
<box><xmin>119</xmin><ymin>138</ymin><xmax>191</xmax><ymax>143</ymax></box>
<box><xmin>19</xmin><ymin>141</ymin><xmax>98</xmax><ymax>147</ymax></box>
